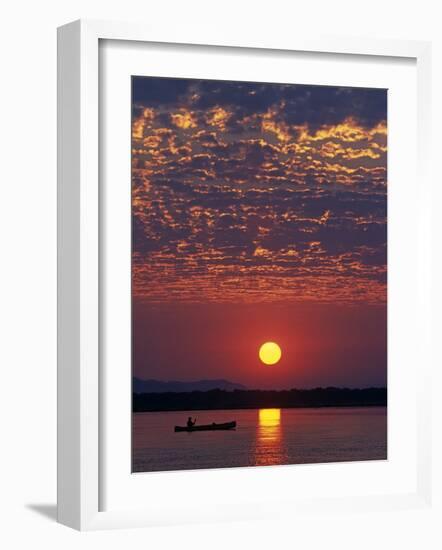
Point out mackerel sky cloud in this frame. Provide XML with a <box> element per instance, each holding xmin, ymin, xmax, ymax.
<box><xmin>131</xmin><ymin>77</ymin><xmax>387</xmax><ymax>306</ymax></box>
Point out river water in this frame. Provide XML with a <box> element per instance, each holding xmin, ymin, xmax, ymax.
<box><xmin>132</xmin><ymin>406</ymin><xmax>387</xmax><ymax>473</ymax></box>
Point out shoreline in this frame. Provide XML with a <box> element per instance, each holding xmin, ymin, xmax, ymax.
<box><xmin>133</xmin><ymin>404</ymin><xmax>387</xmax><ymax>413</ymax></box>
<box><xmin>133</xmin><ymin>387</ymin><xmax>387</xmax><ymax>413</ymax></box>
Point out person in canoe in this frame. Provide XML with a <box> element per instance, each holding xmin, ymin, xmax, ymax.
<box><xmin>187</xmin><ymin>417</ymin><xmax>196</xmax><ymax>428</ymax></box>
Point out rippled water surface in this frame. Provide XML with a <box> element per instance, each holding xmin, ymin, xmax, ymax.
<box><xmin>133</xmin><ymin>407</ymin><xmax>387</xmax><ymax>473</ymax></box>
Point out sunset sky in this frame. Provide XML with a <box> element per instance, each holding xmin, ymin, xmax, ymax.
<box><xmin>132</xmin><ymin>77</ymin><xmax>387</xmax><ymax>389</ymax></box>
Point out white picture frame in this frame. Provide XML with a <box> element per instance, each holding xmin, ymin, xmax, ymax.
<box><xmin>57</xmin><ymin>19</ymin><xmax>432</xmax><ymax>531</ymax></box>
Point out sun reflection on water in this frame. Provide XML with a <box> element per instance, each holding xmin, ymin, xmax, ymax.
<box><xmin>255</xmin><ymin>408</ymin><xmax>285</xmax><ymax>466</ymax></box>
<box><xmin>259</xmin><ymin>408</ymin><xmax>281</xmax><ymax>427</ymax></box>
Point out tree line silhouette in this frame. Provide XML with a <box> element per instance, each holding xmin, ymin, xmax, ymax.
<box><xmin>133</xmin><ymin>387</ymin><xmax>387</xmax><ymax>412</ymax></box>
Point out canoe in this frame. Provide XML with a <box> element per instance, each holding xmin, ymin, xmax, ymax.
<box><xmin>174</xmin><ymin>421</ymin><xmax>236</xmax><ymax>432</ymax></box>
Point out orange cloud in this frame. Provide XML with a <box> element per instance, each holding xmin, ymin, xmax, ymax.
<box><xmin>171</xmin><ymin>110</ymin><xmax>197</xmax><ymax>129</ymax></box>
<box><xmin>261</xmin><ymin>108</ymin><xmax>291</xmax><ymax>142</ymax></box>
<box><xmin>206</xmin><ymin>107</ymin><xmax>231</xmax><ymax>130</ymax></box>
<box><xmin>132</xmin><ymin>108</ymin><xmax>155</xmax><ymax>139</ymax></box>
<box><xmin>297</xmin><ymin>117</ymin><xmax>385</xmax><ymax>144</ymax></box>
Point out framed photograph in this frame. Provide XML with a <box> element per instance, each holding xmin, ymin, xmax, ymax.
<box><xmin>130</xmin><ymin>74</ymin><xmax>389</xmax><ymax>474</ymax></box>
<box><xmin>57</xmin><ymin>20</ymin><xmax>432</xmax><ymax>530</ymax></box>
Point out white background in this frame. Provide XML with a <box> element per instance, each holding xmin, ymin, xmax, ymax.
<box><xmin>0</xmin><ymin>1</ymin><xmax>441</xmax><ymax>548</ymax></box>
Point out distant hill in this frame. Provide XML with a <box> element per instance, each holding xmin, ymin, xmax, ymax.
<box><xmin>133</xmin><ymin>378</ymin><xmax>247</xmax><ymax>394</ymax></box>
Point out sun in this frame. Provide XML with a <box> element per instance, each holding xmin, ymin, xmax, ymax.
<box><xmin>259</xmin><ymin>342</ymin><xmax>282</xmax><ymax>365</ymax></box>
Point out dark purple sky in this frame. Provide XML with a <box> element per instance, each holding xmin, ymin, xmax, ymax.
<box><xmin>131</xmin><ymin>77</ymin><xmax>387</xmax><ymax>389</ymax></box>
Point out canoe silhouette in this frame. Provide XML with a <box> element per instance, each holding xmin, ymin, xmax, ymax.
<box><xmin>174</xmin><ymin>421</ymin><xmax>236</xmax><ymax>432</ymax></box>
